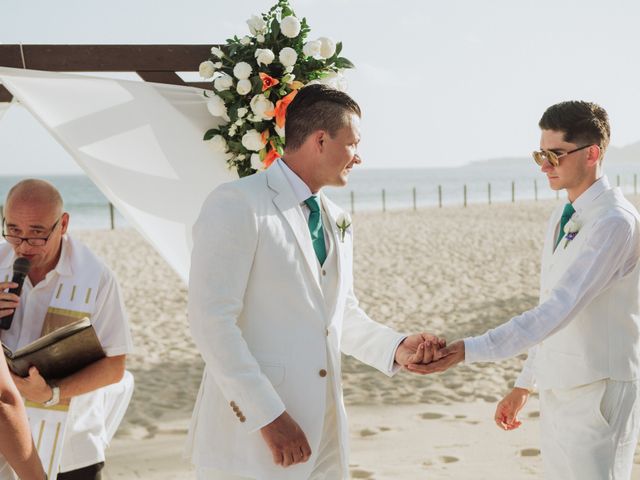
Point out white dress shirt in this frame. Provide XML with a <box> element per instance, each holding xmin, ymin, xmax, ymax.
<box><xmin>464</xmin><ymin>177</ymin><xmax>640</xmax><ymax>379</ymax></box>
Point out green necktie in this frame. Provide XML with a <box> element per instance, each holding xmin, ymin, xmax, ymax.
<box><xmin>304</xmin><ymin>196</ymin><xmax>327</xmax><ymax>265</ymax></box>
<box><xmin>555</xmin><ymin>202</ymin><xmax>576</xmax><ymax>249</ymax></box>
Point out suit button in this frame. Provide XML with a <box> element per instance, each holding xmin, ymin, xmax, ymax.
<box><xmin>239</xmin><ymin>416</ymin><xmax>246</xmax><ymax>423</ymax></box>
<box><xmin>326</xmin><ymin>329</ymin><xmax>329</xmax><ymax>336</ymax></box>
<box><xmin>230</xmin><ymin>401</ymin><xmax>236</xmax><ymax>407</ymax></box>
<box><xmin>319</xmin><ymin>369</ymin><xmax>327</xmax><ymax>377</ymax></box>
<box><xmin>322</xmin><ymin>270</ymin><xmax>326</xmax><ymax>276</ymax></box>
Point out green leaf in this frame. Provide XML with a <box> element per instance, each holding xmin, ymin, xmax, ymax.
<box><xmin>217</xmin><ymin>90</ymin><xmax>235</xmax><ymax>103</ymax></box>
<box><xmin>335</xmin><ymin>41</ymin><xmax>343</xmax><ymax>57</ymax></box>
<box><xmin>203</xmin><ymin>129</ymin><xmax>220</xmax><ymax>141</ymax></box>
<box><xmin>335</xmin><ymin>57</ymin><xmax>355</xmax><ymax>69</ymax></box>
<box><xmin>271</xmin><ymin>18</ymin><xmax>281</xmax><ymax>38</ymax></box>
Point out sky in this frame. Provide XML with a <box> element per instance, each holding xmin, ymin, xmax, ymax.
<box><xmin>1</xmin><ymin>0</ymin><xmax>640</xmax><ymax>174</ymax></box>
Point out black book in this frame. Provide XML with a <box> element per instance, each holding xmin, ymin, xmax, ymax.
<box><xmin>3</xmin><ymin>317</ymin><xmax>105</xmax><ymax>379</ymax></box>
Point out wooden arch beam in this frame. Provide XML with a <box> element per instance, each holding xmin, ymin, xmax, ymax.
<box><xmin>0</xmin><ymin>44</ymin><xmax>217</xmax><ymax>102</ymax></box>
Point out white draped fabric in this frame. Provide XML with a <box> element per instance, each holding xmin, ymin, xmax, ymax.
<box><xmin>0</xmin><ymin>97</ymin><xmax>14</xmax><ymax>124</ymax></box>
<box><xmin>0</xmin><ymin>67</ymin><xmax>236</xmax><ymax>282</ymax></box>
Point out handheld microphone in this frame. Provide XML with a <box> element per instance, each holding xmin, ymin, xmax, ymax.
<box><xmin>0</xmin><ymin>257</ymin><xmax>31</xmax><ymax>330</ymax></box>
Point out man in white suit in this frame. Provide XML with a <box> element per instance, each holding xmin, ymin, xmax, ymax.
<box><xmin>410</xmin><ymin>101</ymin><xmax>640</xmax><ymax>479</ymax></box>
<box><xmin>187</xmin><ymin>84</ymin><xmax>438</xmax><ymax>479</ymax></box>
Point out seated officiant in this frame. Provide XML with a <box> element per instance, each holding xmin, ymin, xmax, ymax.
<box><xmin>0</xmin><ymin>179</ymin><xmax>134</xmax><ymax>480</ymax></box>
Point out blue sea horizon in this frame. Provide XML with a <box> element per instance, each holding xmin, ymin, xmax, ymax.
<box><xmin>2</xmin><ymin>160</ymin><xmax>640</xmax><ymax>229</ymax></box>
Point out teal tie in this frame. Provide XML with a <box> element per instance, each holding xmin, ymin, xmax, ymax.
<box><xmin>555</xmin><ymin>203</ymin><xmax>576</xmax><ymax>249</ymax></box>
<box><xmin>304</xmin><ymin>196</ymin><xmax>327</xmax><ymax>265</ymax></box>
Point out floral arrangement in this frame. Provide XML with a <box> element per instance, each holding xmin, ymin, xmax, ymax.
<box><xmin>563</xmin><ymin>214</ymin><xmax>581</xmax><ymax>248</ymax></box>
<box><xmin>199</xmin><ymin>0</ymin><xmax>354</xmax><ymax>177</ymax></box>
<box><xmin>336</xmin><ymin>212</ymin><xmax>352</xmax><ymax>242</ymax></box>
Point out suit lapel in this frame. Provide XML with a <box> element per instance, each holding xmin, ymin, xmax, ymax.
<box><xmin>266</xmin><ymin>165</ymin><xmax>322</xmax><ymax>294</ymax></box>
<box><xmin>320</xmin><ymin>192</ymin><xmax>345</xmax><ymax>319</ymax></box>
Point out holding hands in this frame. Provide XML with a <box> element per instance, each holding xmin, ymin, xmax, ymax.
<box><xmin>398</xmin><ymin>336</ymin><xmax>466</xmax><ymax>375</ymax></box>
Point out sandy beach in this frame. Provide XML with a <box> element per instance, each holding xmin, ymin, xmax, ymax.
<box><xmin>69</xmin><ymin>198</ymin><xmax>640</xmax><ymax>479</ymax></box>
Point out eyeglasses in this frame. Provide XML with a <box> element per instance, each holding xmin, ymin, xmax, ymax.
<box><xmin>2</xmin><ymin>217</ymin><xmax>62</xmax><ymax>246</ymax></box>
<box><xmin>532</xmin><ymin>144</ymin><xmax>592</xmax><ymax>167</ymax></box>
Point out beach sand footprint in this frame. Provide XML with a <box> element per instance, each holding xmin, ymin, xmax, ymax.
<box><xmin>528</xmin><ymin>411</ymin><xmax>540</xmax><ymax>418</ymax></box>
<box><xmin>520</xmin><ymin>448</ymin><xmax>541</xmax><ymax>457</ymax></box>
<box><xmin>351</xmin><ymin>469</ymin><xmax>374</xmax><ymax>479</ymax></box>
<box><xmin>360</xmin><ymin>428</ymin><xmax>377</xmax><ymax>437</ymax></box>
<box><xmin>420</xmin><ymin>412</ymin><xmax>445</xmax><ymax>420</ymax></box>
<box><xmin>439</xmin><ymin>456</ymin><xmax>460</xmax><ymax>464</ymax></box>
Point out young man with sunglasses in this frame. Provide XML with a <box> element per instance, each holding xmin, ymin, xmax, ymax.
<box><xmin>0</xmin><ymin>179</ymin><xmax>133</xmax><ymax>480</ymax></box>
<box><xmin>408</xmin><ymin>101</ymin><xmax>640</xmax><ymax>479</ymax></box>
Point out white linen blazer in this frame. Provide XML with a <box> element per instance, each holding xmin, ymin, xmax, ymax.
<box><xmin>532</xmin><ymin>187</ymin><xmax>640</xmax><ymax>390</ymax></box>
<box><xmin>185</xmin><ymin>164</ymin><xmax>405</xmax><ymax>479</ymax></box>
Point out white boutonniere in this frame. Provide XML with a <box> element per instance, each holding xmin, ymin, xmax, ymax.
<box><xmin>563</xmin><ymin>214</ymin><xmax>581</xmax><ymax>249</ymax></box>
<box><xmin>336</xmin><ymin>212</ymin><xmax>352</xmax><ymax>242</ymax></box>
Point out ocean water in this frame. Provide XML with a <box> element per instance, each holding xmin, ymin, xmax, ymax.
<box><xmin>2</xmin><ymin>160</ymin><xmax>640</xmax><ymax>229</ymax></box>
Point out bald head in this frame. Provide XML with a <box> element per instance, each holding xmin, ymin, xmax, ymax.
<box><xmin>5</xmin><ymin>179</ymin><xmax>64</xmax><ymax>217</ymax></box>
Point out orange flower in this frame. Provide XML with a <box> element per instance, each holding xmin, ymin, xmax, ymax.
<box><xmin>259</xmin><ymin>72</ymin><xmax>280</xmax><ymax>92</ymax></box>
<box><xmin>264</xmin><ymin>147</ymin><xmax>280</xmax><ymax>168</ymax></box>
<box><xmin>266</xmin><ymin>89</ymin><xmax>299</xmax><ymax>129</ymax></box>
<box><xmin>261</xmin><ymin>129</ymin><xmax>270</xmax><ymax>145</ymax></box>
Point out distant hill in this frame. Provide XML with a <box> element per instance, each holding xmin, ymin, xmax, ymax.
<box><xmin>471</xmin><ymin>140</ymin><xmax>640</xmax><ymax>167</ymax></box>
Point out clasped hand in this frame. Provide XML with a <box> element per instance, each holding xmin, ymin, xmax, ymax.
<box><xmin>395</xmin><ymin>333</ymin><xmax>466</xmax><ymax>375</ymax></box>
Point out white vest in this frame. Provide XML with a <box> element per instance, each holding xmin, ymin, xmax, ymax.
<box><xmin>535</xmin><ymin>188</ymin><xmax>640</xmax><ymax>389</ymax></box>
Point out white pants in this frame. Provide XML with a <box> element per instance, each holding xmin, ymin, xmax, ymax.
<box><xmin>540</xmin><ymin>378</ymin><xmax>640</xmax><ymax>480</ymax></box>
<box><xmin>197</xmin><ymin>371</ymin><xmax>342</xmax><ymax>480</ymax></box>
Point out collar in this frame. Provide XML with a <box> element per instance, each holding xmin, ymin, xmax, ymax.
<box><xmin>571</xmin><ymin>175</ymin><xmax>610</xmax><ymax>214</ymax></box>
<box><xmin>277</xmin><ymin>158</ymin><xmax>314</xmax><ymax>205</ymax></box>
<box><xmin>0</xmin><ymin>235</ymin><xmax>73</xmax><ymax>277</ymax></box>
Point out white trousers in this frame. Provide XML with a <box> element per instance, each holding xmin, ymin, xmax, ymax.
<box><xmin>197</xmin><ymin>372</ymin><xmax>342</xmax><ymax>480</ymax></box>
<box><xmin>539</xmin><ymin>378</ymin><xmax>640</xmax><ymax>480</ymax></box>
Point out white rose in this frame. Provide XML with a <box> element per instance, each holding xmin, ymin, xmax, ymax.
<box><xmin>336</xmin><ymin>211</ymin><xmax>352</xmax><ymax>229</ymax></box>
<box><xmin>206</xmin><ymin>96</ymin><xmax>229</xmax><ymax>121</ymax></box>
<box><xmin>279</xmin><ymin>47</ymin><xmax>298</xmax><ymax>68</ymax></box>
<box><xmin>242</xmin><ymin>129</ymin><xmax>266</xmax><ymax>152</ymax></box>
<box><xmin>318</xmin><ymin>37</ymin><xmax>336</xmax><ymax>59</ymax></box>
<box><xmin>564</xmin><ymin>215</ymin><xmax>581</xmax><ymax>234</ymax></box>
<box><xmin>247</xmin><ymin>14</ymin><xmax>267</xmax><ymax>35</ymax></box>
<box><xmin>237</xmin><ymin>107</ymin><xmax>248</xmax><ymax>118</ymax></box>
<box><xmin>210</xmin><ymin>46</ymin><xmax>224</xmax><ymax>58</ymax></box>
<box><xmin>303</xmin><ymin>40</ymin><xmax>322</xmax><ymax>58</ymax></box>
<box><xmin>236</xmin><ymin>78</ymin><xmax>252</xmax><ymax>95</ymax></box>
<box><xmin>199</xmin><ymin>60</ymin><xmax>216</xmax><ymax>79</ymax></box>
<box><xmin>257</xmin><ymin>34</ymin><xmax>265</xmax><ymax>43</ymax></box>
<box><xmin>317</xmin><ymin>71</ymin><xmax>347</xmax><ymax>91</ymax></box>
<box><xmin>209</xmin><ymin>135</ymin><xmax>228</xmax><ymax>152</ymax></box>
<box><xmin>214</xmin><ymin>74</ymin><xmax>233</xmax><ymax>91</ymax></box>
<box><xmin>250</xmin><ymin>94</ymin><xmax>275</xmax><ymax>121</ymax></box>
<box><xmin>336</xmin><ymin>211</ymin><xmax>352</xmax><ymax>241</ymax></box>
<box><xmin>240</xmin><ymin>36</ymin><xmax>252</xmax><ymax>46</ymax></box>
<box><xmin>250</xmin><ymin>153</ymin><xmax>263</xmax><ymax>171</ymax></box>
<box><xmin>233</xmin><ymin>62</ymin><xmax>252</xmax><ymax>80</ymax></box>
<box><xmin>280</xmin><ymin>16</ymin><xmax>301</xmax><ymax>38</ymax></box>
<box><xmin>275</xmin><ymin>124</ymin><xmax>285</xmax><ymax>138</ymax></box>
<box><xmin>255</xmin><ymin>48</ymin><xmax>275</xmax><ymax>66</ymax></box>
